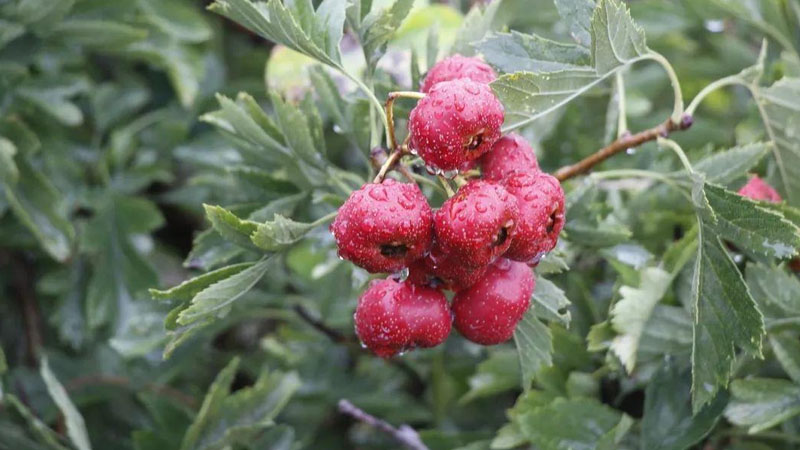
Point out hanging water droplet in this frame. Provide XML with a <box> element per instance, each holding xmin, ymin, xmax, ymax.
<box><xmin>440</xmin><ymin>169</ymin><xmax>458</xmax><ymax>179</ymax></box>
<box><xmin>626</xmin><ymin>148</ymin><xmax>636</xmax><ymax>155</ymax></box>
<box><xmin>333</xmin><ymin>124</ymin><xmax>343</xmax><ymax>134</ymax></box>
<box><xmin>733</xmin><ymin>254</ymin><xmax>744</xmax><ymax>264</ymax></box>
<box><xmin>704</xmin><ymin>19</ymin><xmax>725</xmax><ymax>32</ymax></box>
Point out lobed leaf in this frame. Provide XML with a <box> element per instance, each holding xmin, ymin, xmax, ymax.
<box><xmin>475</xmin><ymin>31</ymin><xmax>589</xmax><ymax>74</ymax></box>
<box><xmin>513</xmin><ymin>310</ymin><xmax>553</xmax><ymax>391</ymax></box>
<box><xmin>531</xmin><ymin>277</ymin><xmax>571</xmax><ymax>325</ymax></box>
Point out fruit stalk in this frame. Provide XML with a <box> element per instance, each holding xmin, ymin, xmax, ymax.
<box><xmin>338</xmin><ymin>399</ymin><xmax>429</xmax><ymax>450</ymax></box>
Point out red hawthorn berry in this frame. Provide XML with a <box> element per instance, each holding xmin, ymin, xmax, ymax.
<box><xmin>502</xmin><ymin>171</ymin><xmax>565</xmax><ymax>263</ymax></box>
<box><xmin>738</xmin><ymin>175</ymin><xmax>782</xmax><ymax>203</ymax></box>
<box><xmin>420</xmin><ymin>54</ymin><xmax>497</xmax><ymax>94</ymax></box>
<box><xmin>331</xmin><ymin>179</ymin><xmax>433</xmax><ymax>273</ymax></box>
<box><xmin>479</xmin><ymin>133</ymin><xmax>540</xmax><ymax>181</ymax></box>
<box><xmin>434</xmin><ymin>180</ymin><xmax>519</xmax><ymax>268</ymax></box>
<box><xmin>452</xmin><ymin>258</ymin><xmax>534</xmax><ymax>345</ymax></box>
<box><xmin>407</xmin><ymin>242</ymin><xmax>490</xmax><ymax>291</ymax></box>
<box><xmin>408</xmin><ymin>79</ymin><xmax>504</xmax><ymax>172</ymax></box>
<box><xmin>354</xmin><ymin>278</ymin><xmax>452</xmax><ymax>357</ymax></box>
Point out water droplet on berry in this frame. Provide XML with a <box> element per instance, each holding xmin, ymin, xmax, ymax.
<box><xmin>475</xmin><ymin>202</ymin><xmax>488</xmax><ymax>213</ymax></box>
<box><xmin>440</xmin><ymin>169</ymin><xmax>458</xmax><ymax>179</ymax></box>
<box><xmin>526</xmin><ymin>251</ymin><xmax>547</xmax><ymax>266</ymax></box>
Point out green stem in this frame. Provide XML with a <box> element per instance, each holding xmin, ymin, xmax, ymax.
<box><xmin>345</xmin><ymin>73</ymin><xmax>389</xmax><ymax>149</ymax></box>
<box><xmin>438</xmin><ymin>176</ymin><xmax>455</xmax><ymax>197</ymax></box>
<box><xmin>591</xmin><ymin>169</ymin><xmax>692</xmax><ymax>202</ymax></box>
<box><xmin>615</xmin><ymin>71</ymin><xmax>628</xmax><ymax>138</ymax></box>
<box><xmin>657</xmin><ymin>137</ymin><xmax>694</xmax><ymax>174</ymax></box>
<box><xmin>311</xmin><ymin>211</ymin><xmax>338</xmax><ymax>228</ymax></box>
<box><xmin>646</xmin><ymin>51</ymin><xmax>684</xmax><ymax>125</ymax></box>
<box><xmin>685</xmin><ymin>75</ymin><xmax>748</xmax><ymax>116</ymax></box>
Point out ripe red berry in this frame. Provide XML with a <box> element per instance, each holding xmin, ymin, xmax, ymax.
<box><xmin>407</xmin><ymin>242</ymin><xmax>489</xmax><ymax>291</ymax></box>
<box><xmin>738</xmin><ymin>175</ymin><xmax>782</xmax><ymax>203</ymax></box>
<box><xmin>331</xmin><ymin>180</ymin><xmax>433</xmax><ymax>273</ymax></box>
<box><xmin>420</xmin><ymin>54</ymin><xmax>497</xmax><ymax>94</ymax></box>
<box><xmin>479</xmin><ymin>133</ymin><xmax>540</xmax><ymax>181</ymax></box>
<box><xmin>452</xmin><ymin>258</ymin><xmax>534</xmax><ymax>345</ymax></box>
<box><xmin>354</xmin><ymin>278</ymin><xmax>452</xmax><ymax>357</ymax></box>
<box><xmin>503</xmin><ymin>171</ymin><xmax>565</xmax><ymax>263</ymax></box>
<box><xmin>408</xmin><ymin>79</ymin><xmax>504</xmax><ymax>172</ymax></box>
<box><xmin>434</xmin><ymin>180</ymin><xmax>518</xmax><ymax>268</ymax></box>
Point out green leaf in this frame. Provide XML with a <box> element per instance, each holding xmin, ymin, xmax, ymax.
<box><xmin>3</xmin><ymin>394</ymin><xmax>69</xmax><ymax>450</ymax></box>
<box><xmin>123</xmin><ymin>33</ymin><xmax>204</xmax><ymax>108</ymax></box>
<box><xmin>746</xmin><ymin>262</ymin><xmax>800</xmax><ymax>317</ymax></box>
<box><xmin>517</xmin><ymin>398</ymin><xmax>631</xmax><ymax>450</ymax></box>
<box><xmin>770</xmin><ymin>332</ymin><xmax>800</xmax><ymax>384</ymax></box>
<box><xmin>251</xmin><ymin>215</ymin><xmax>318</xmax><ymax>252</ymax></box>
<box><xmin>564</xmin><ymin>215</ymin><xmax>632</xmax><ymax>247</ymax></box>
<box><xmin>40</xmin><ymin>357</ymin><xmax>92</xmax><ymax>450</ymax></box>
<box><xmin>360</xmin><ymin>0</ymin><xmax>415</xmax><ymax>67</ymax></box>
<box><xmin>194</xmin><ymin>370</ymin><xmax>300</xmax><ymax>450</ymax></box>
<box><xmin>176</xmin><ymin>256</ymin><xmax>273</xmax><ymax>325</ymax></box>
<box><xmin>268</xmin><ymin>92</ymin><xmax>327</xmax><ymax>174</ymax></box>
<box><xmin>641</xmin><ymin>360</ymin><xmax>727</xmax><ymax>450</ymax></box>
<box><xmin>139</xmin><ymin>0</ymin><xmax>212</xmax><ymax>43</ymax></box>
<box><xmin>691</xmin><ymin>222</ymin><xmax>765</xmax><ymax>412</ymax></box>
<box><xmin>0</xmin><ymin>345</ymin><xmax>5</xmax><ymax>374</ymax></box>
<box><xmin>701</xmin><ymin>183</ymin><xmax>800</xmax><ymax>259</ymax></box>
<box><xmin>637</xmin><ymin>305</ymin><xmax>693</xmax><ymax>362</ymax></box>
<box><xmin>208</xmin><ymin>0</ymin><xmax>346</xmax><ymax>68</ymax></box>
<box><xmin>203</xmin><ymin>204</ymin><xmax>259</xmax><ymax>249</ymax></box>
<box><xmin>609</xmin><ymin>267</ymin><xmax>672</xmax><ymax>373</ymax></box>
<box><xmin>150</xmin><ymin>263</ymin><xmax>255</xmax><ymax>301</ymax></box>
<box><xmin>181</xmin><ymin>357</ymin><xmax>241</xmax><ymax>450</ymax></box>
<box><xmin>0</xmin><ymin>136</ymin><xmax>18</xmax><ymax>183</ymax></box>
<box><xmin>180</xmin><ymin>356</ymin><xmax>300</xmax><ymax>450</ymax></box>
<box><xmin>51</xmin><ymin>19</ymin><xmax>148</xmax><ymax>48</ymax></box>
<box><xmin>691</xmin><ymin>142</ymin><xmax>770</xmax><ymax>184</ymax></box>
<box><xmin>725</xmin><ymin>378</ymin><xmax>800</xmax><ymax>433</ymax></box>
<box><xmin>491</xmin><ymin>0</ymin><xmax>649</xmax><ymax>130</ymax></box>
<box><xmin>0</xmin><ymin>19</ymin><xmax>25</xmax><ymax>50</ymax></box>
<box><xmin>554</xmin><ymin>0</ymin><xmax>594</xmax><ymax>47</ymax></box>
<box><xmin>513</xmin><ymin>310</ymin><xmax>553</xmax><ymax>390</ymax></box>
<box><xmin>475</xmin><ymin>31</ymin><xmax>590</xmax><ymax>73</ymax></box>
<box><xmin>16</xmin><ymin>77</ymin><xmax>89</xmax><ymax>126</ymax></box>
<box><xmin>531</xmin><ymin>277</ymin><xmax>570</xmax><ymax>325</ymax></box>
<box><xmin>2</xmin><ymin>156</ymin><xmax>74</xmax><ymax>261</ymax></box>
<box><xmin>590</xmin><ymin>0</ymin><xmax>647</xmax><ymax>74</ymax></box>
<box><xmin>185</xmin><ymin>229</ymin><xmax>245</xmax><ymax>271</ymax></box>
<box><xmin>461</xmin><ymin>350</ymin><xmax>520</xmax><ymax>403</ymax></box>
<box><xmin>451</xmin><ymin>0</ymin><xmax>503</xmax><ymax>56</ymax></box>
<box><xmin>754</xmin><ymin>78</ymin><xmax>800</xmax><ymax>206</ymax></box>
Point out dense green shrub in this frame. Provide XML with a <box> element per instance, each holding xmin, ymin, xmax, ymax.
<box><xmin>2</xmin><ymin>0</ymin><xmax>800</xmax><ymax>449</ymax></box>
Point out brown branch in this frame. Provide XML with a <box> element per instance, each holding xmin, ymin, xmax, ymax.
<box><xmin>554</xmin><ymin>114</ymin><xmax>693</xmax><ymax>182</ymax></box>
<box><xmin>9</xmin><ymin>254</ymin><xmax>43</xmax><ymax>367</ymax></box>
<box><xmin>65</xmin><ymin>375</ymin><xmax>197</xmax><ymax>409</ymax></box>
<box><xmin>338</xmin><ymin>399</ymin><xmax>429</xmax><ymax>450</ymax></box>
<box><xmin>293</xmin><ymin>304</ymin><xmax>352</xmax><ymax>344</ymax></box>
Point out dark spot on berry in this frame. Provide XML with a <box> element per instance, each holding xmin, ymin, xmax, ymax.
<box><xmin>492</xmin><ymin>226</ymin><xmax>509</xmax><ymax>247</ymax></box>
<box><xmin>546</xmin><ymin>209</ymin><xmax>558</xmax><ymax>234</ymax></box>
<box><xmin>380</xmin><ymin>243</ymin><xmax>409</xmax><ymax>258</ymax></box>
<box><xmin>465</xmin><ymin>132</ymin><xmax>483</xmax><ymax>151</ymax></box>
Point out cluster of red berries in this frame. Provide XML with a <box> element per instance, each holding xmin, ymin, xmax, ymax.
<box><xmin>330</xmin><ymin>55</ymin><xmax>566</xmax><ymax>357</ymax></box>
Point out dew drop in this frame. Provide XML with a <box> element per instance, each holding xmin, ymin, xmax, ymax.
<box><xmin>626</xmin><ymin>148</ymin><xmax>636</xmax><ymax>155</ymax></box>
<box><xmin>333</xmin><ymin>124</ymin><xmax>343</xmax><ymax>134</ymax></box>
<box><xmin>440</xmin><ymin>169</ymin><xmax>458</xmax><ymax>179</ymax></box>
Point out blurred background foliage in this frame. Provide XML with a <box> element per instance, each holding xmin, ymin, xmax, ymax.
<box><xmin>1</xmin><ymin>0</ymin><xmax>800</xmax><ymax>449</ymax></box>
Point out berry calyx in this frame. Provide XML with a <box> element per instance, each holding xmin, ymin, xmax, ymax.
<box><xmin>738</xmin><ymin>175</ymin><xmax>782</xmax><ymax>203</ymax></box>
<box><xmin>407</xmin><ymin>242</ymin><xmax>490</xmax><ymax>291</ymax></box>
<box><xmin>502</xmin><ymin>172</ymin><xmax>565</xmax><ymax>263</ymax></box>
<box><xmin>408</xmin><ymin>79</ymin><xmax>504</xmax><ymax>172</ymax></box>
<box><xmin>479</xmin><ymin>133</ymin><xmax>540</xmax><ymax>181</ymax></box>
<box><xmin>434</xmin><ymin>180</ymin><xmax>519</xmax><ymax>268</ymax></box>
<box><xmin>354</xmin><ymin>278</ymin><xmax>452</xmax><ymax>357</ymax></box>
<box><xmin>452</xmin><ymin>259</ymin><xmax>534</xmax><ymax>345</ymax></box>
<box><xmin>420</xmin><ymin>54</ymin><xmax>497</xmax><ymax>94</ymax></box>
<box><xmin>331</xmin><ymin>179</ymin><xmax>433</xmax><ymax>273</ymax></box>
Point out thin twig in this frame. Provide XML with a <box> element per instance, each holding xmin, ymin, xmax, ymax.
<box><xmin>554</xmin><ymin>114</ymin><xmax>693</xmax><ymax>182</ymax></box>
<box><xmin>293</xmin><ymin>304</ymin><xmax>351</xmax><ymax>343</ymax></box>
<box><xmin>338</xmin><ymin>399</ymin><xmax>429</xmax><ymax>450</ymax></box>
<box><xmin>10</xmin><ymin>254</ymin><xmax>43</xmax><ymax>367</ymax></box>
<box><xmin>65</xmin><ymin>375</ymin><xmax>197</xmax><ymax>409</ymax></box>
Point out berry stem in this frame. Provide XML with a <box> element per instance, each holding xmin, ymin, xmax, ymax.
<box><xmin>385</xmin><ymin>91</ymin><xmax>426</xmax><ymax>151</ymax></box>
<box><xmin>373</xmin><ymin>147</ymin><xmax>406</xmax><ymax>183</ymax></box>
<box><xmin>553</xmin><ymin>114</ymin><xmax>693</xmax><ymax>182</ymax></box>
<box><xmin>438</xmin><ymin>176</ymin><xmax>455</xmax><ymax>197</ymax></box>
